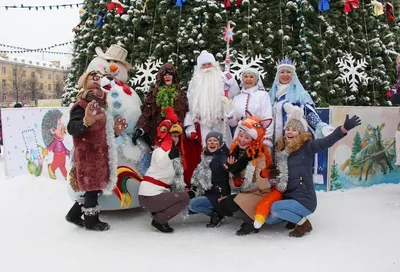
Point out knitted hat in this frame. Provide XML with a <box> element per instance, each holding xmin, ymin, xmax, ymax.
<box><xmin>284</xmin><ymin>103</ymin><xmax>307</xmax><ymax>133</ymax></box>
<box><xmin>197</xmin><ymin>50</ymin><xmax>216</xmax><ymax>66</ymax></box>
<box><xmin>206</xmin><ymin>131</ymin><xmax>223</xmax><ymax>146</ymax></box>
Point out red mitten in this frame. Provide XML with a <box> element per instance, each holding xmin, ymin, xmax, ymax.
<box><xmin>260</xmin><ymin>164</ymin><xmax>280</xmax><ymax>179</ymax></box>
<box><xmin>233</xmin><ymin>176</ymin><xmax>243</xmax><ymax>187</ymax></box>
<box><xmin>189</xmin><ymin>132</ymin><xmax>198</xmax><ymax>140</ymax></box>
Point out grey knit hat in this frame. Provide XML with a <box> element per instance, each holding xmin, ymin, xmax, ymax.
<box><xmin>284</xmin><ymin>103</ymin><xmax>307</xmax><ymax>133</ymax></box>
<box><xmin>206</xmin><ymin>131</ymin><xmax>223</xmax><ymax>146</ymax></box>
<box><xmin>285</xmin><ymin>119</ymin><xmax>307</xmax><ymax>133</ymax></box>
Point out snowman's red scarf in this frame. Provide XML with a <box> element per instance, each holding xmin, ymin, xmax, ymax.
<box><xmin>114</xmin><ymin>80</ymin><xmax>132</xmax><ymax>95</ymax></box>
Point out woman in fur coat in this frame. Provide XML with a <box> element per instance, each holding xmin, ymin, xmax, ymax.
<box><xmin>187</xmin><ymin>131</ymin><xmax>230</xmax><ymax>228</ymax></box>
<box><xmin>138</xmin><ymin>107</ymin><xmax>189</xmax><ymax>233</ymax></box>
<box><xmin>66</xmin><ymin>70</ymin><xmax>127</xmax><ymax>231</ymax></box>
<box><xmin>264</xmin><ymin>105</ymin><xmax>361</xmax><ymax>237</ymax></box>
<box><xmin>216</xmin><ymin>113</ymin><xmax>278</xmax><ymax>236</ymax></box>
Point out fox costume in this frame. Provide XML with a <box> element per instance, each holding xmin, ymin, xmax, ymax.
<box><xmin>217</xmin><ymin>112</ymin><xmax>279</xmax><ymax>235</ymax></box>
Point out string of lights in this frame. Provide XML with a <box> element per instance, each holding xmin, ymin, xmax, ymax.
<box><xmin>0</xmin><ymin>41</ymin><xmax>73</xmax><ymax>52</ymax></box>
<box><xmin>0</xmin><ymin>49</ymin><xmax>72</xmax><ymax>55</ymax></box>
<box><xmin>1</xmin><ymin>3</ymin><xmax>83</xmax><ymax>10</ymax></box>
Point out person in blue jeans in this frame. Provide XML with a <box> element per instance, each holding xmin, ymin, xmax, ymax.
<box><xmin>187</xmin><ymin>131</ymin><xmax>230</xmax><ymax>228</ymax></box>
<box><xmin>263</xmin><ymin>104</ymin><xmax>361</xmax><ymax>237</ymax></box>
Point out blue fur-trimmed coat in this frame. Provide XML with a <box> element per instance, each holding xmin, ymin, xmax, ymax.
<box><xmin>275</xmin><ymin>126</ymin><xmax>346</xmax><ymax>212</ymax></box>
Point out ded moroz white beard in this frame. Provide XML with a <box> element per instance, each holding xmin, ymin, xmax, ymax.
<box><xmin>189</xmin><ymin>62</ymin><xmax>224</xmax><ymax>127</ymax></box>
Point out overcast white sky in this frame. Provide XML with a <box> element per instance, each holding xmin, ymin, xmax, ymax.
<box><xmin>0</xmin><ymin>0</ymin><xmax>81</xmax><ymax>65</ymax></box>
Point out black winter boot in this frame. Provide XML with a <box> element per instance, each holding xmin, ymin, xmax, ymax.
<box><xmin>236</xmin><ymin>222</ymin><xmax>259</xmax><ymax>236</ymax></box>
<box><xmin>65</xmin><ymin>201</ymin><xmax>84</xmax><ymax>227</ymax></box>
<box><xmin>151</xmin><ymin>219</ymin><xmax>174</xmax><ymax>233</ymax></box>
<box><xmin>206</xmin><ymin>212</ymin><xmax>225</xmax><ymax>228</ymax></box>
<box><xmin>233</xmin><ymin>209</ymin><xmax>259</xmax><ymax>236</ymax></box>
<box><xmin>285</xmin><ymin>221</ymin><xmax>296</xmax><ymax>230</ymax></box>
<box><xmin>82</xmin><ymin>206</ymin><xmax>110</xmax><ymax>231</ymax></box>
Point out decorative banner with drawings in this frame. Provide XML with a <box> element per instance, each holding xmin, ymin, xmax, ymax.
<box><xmin>328</xmin><ymin>106</ymin><xmax>400</xmax><ymax>190</ymax></box>
<box><xmin>1</xmin><ymin>107</ymin><xmax>72</xmax><ymax>180</ymax></box>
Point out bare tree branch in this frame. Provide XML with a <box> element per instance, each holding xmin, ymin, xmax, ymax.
<box><xmin>7</xmin><ymin>64</ymin><xmax>26</xmax><ymax>103</ymax></box>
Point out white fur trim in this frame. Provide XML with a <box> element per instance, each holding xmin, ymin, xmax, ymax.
<box><xmin>277</xmin><ymin>64</ymin><xmax>295</xmax><ymax>72</ymax></box>
<box><xmin>276</xmin><ymin>84</ymin><xmax>289</xmax><ymax>99</ymax></box>
<box><xmin>321</xmin><ymin>125</ymin><xmax>335</xmax><ymax>137</ymax></box>
<box><xmin>197</xmin><ymin>50</ymin><xmax>216</xmax><ymax>66</ymax></box>
<box><xmin>254</xmin><ymin>221</ymin><xmax>263</xmax><ymax>229</ymax></box>
<box><xmin>82</xmin><ymin>205</ymin><xmax>101</xmax><ymax>216</ymax></box>
<box><xmin>102</xmin><ymin>109</ymin><xmax>118</xmax><ymax>195</ymax></box>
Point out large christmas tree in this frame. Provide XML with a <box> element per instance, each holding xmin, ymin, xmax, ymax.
<box><xmin>62</xmin><ymin>0</ymin><xmax>400</xmax><ymax>106</ymax></box>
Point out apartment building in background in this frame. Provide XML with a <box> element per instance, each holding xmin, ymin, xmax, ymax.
<box><xmin>0</xmin><ymin>53</ymin><xmax>70</xmax><ymax>107</ymax></box>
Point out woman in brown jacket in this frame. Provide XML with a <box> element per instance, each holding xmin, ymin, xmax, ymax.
<box><xmin>216</xmin><ymin>113</ymin><xmax>278</xmax><ymax>236</ymax></box>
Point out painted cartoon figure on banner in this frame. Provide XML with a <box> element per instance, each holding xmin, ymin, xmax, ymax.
<box><xmin>22</xmin><ymin>128</ymin><xmax>48</xmax><ymax>177</ymax></box>
<box><xmin>395</xmin><ymin>122</ymin><xmax>400</xmax><ymax>166</ymax></box>
<box><xmin>330</xmin><ymin>107</ymin><xmax>400</xmax><ymax>190</ymax></box>
<box><xmin>42</xmin><ymin>109</ymin><xmax>70</xmax><ymax>180</ymax></box>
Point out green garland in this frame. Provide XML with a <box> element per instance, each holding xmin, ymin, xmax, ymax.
<box><xmin>156</xmin><ymin>84</ymin><xmax>179</xmax><ymax>116</ymax></box>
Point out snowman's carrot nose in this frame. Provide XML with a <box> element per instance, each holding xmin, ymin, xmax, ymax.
<box><xmin>109</xmin><ymin>64</ymin><xmax>118</xmax><ymax>72</ymax></box>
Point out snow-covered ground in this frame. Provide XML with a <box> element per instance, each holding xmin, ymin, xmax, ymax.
<box><xmin>1</xmin><ymin>146</ymin><xmax>399</xmax><ymax>272</ymax></box>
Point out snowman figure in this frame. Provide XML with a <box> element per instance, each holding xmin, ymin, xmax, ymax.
<box><xmin>100</xmin><ymin>74</ymin><xmax>151</xmax><ymax>168</ymax></box>
<box><xmin>86</xmin><ymin>44</ymin><xmax>131</xmax><ymax>83</ymax></box>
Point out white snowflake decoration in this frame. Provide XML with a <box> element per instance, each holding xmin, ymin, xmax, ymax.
<box><xmin>336</xmin><ymin>53</ymin><xmax>370</xmax><ymax>92</ymax></box>
<box><xmin>230</xmin><ymin>52</ymin><xmax>266</xmax><ymax>81</ymax></box>
<box><xmin>130</xmin><ymin>57</ymin><xmax>162</xmax><ymax>93</ymax></box>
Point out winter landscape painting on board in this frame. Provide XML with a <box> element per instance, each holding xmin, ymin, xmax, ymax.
<box><xmin>328</xmin><ymin>106</ymin><xmax>400</xmax><ymax>190</ymax></box>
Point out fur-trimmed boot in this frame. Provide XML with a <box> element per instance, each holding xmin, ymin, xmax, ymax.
<box><xmin>82</xmin><ymin>205</ymin><xmax>110</xmax><ymax>231</ymax></box>
<box><xmin>233</xmin><ymin>209</ymin><xmax>259</xmax><ymax>236</ymax></box>
<box><xmin>289</xmin><ymin>218</ymin><xmax>312</xmax><ymax>237</ymax></box>
<box><xmin>206</xmin><ymin>211</ymin><xmax>225</xmax><ymax>228</ymax></box>
<box><xmin>65</xmin><ymin>200</ymin><xmax>84</xmax><ymax>227</ymax></box>
<box><xmin>83</xmin><ymin>190</ymin><xmax>110</xmax><ymax>231</ymax></box>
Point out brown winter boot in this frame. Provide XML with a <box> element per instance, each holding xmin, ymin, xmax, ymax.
<box><xmin>289</xmin><ymin>219</ymin><xmax>313</xmax><ymax>237</ymax></box>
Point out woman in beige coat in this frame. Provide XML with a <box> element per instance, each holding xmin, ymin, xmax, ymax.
<box><xmin>216</xmin><ymin>113</ymin><xmax>278</xmax><ymax>236</ymax></box>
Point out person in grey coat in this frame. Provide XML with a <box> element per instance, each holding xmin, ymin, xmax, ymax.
<box><xmin>264</xmin><ymin>105</ymin><xmax>361</xmax><ymax>237</ymax></box>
